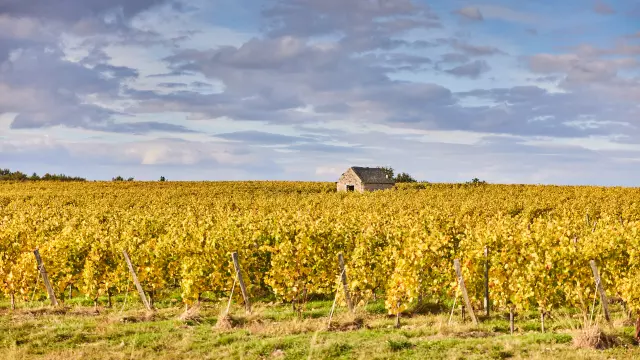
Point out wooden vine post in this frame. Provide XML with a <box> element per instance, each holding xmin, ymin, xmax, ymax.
<box><xmin>123</xmin><ymin>250</ymin><xmax>153</xmax><ymax>312</ymax></box>
<box><xmin>589</xmin><ymin>260</ymin><xmax>611</xmax><ymax>324</ymax></box>
<box><xmin>338</xmin><ymin>253</ymin><xmax>354</xmax><ymax>314</ymax></box>
<box><xmin>231</xmin><ymin>252</ymin><xmax>251</xmax><ymax>314</ymax></box>
<box><xmin>327</xmin><ymin>289</ymin><xmax>339</xmax><ymax>329</ymax></box>
<box><xmin>484</xmin><ymin>246</ymin><xmax>490</xmax><ymax>317</ymax></box>
<box><xmin>454</xmin><ymin>259</ymin><xmax>478</xmax><ymax>325</ymax></box>
<box><xmin>395</xmin><ymin>301</ymin><xmax>401</xmax><ymax>328</ymax></box>
<box><xmin>509</xmin><ymin>306</ymin><xmax>515</xmax><ymax>334</ymax></box>
<box><xmin>33</xmin><ymin>249</ymin><xmax>59</xmax><ymax>306</ymax></box>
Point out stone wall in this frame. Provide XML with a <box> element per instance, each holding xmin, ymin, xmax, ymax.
<box><xmin>337</xmin><ymin>168</ymin><xmax>364</xmax><ymax>192</ymax></box>
<box><xmin>363</xmin><ymin>183</ymin><xmax>395</xmax><ymax>192</ymax></box>
<box><xmin>337</xmin><ymin>168</ymin><xmax>395</xmax><ymax>192</ymax></box>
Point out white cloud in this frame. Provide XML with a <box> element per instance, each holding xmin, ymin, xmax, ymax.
<box><xmin>1</xmin><ymin>0</ymin><xmax>640</xmax><ymax>185</ymax></box>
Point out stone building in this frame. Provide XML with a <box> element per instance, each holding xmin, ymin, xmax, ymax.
<box><xmin>336</xmin><ymin>167</ymin><xmax>395</xmax><ymax>192</ymax></box>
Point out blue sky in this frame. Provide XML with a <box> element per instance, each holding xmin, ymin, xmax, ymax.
<box><xmin>1</xmin><ymin>0</ymin><xmax>639</xmax><ymax>184</ymax></box>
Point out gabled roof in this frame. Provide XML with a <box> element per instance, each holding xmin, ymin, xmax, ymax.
<box><xmin>351</xmin><ymin>167</ymin><xmax>395</xmax><ymax>184</ymax></box>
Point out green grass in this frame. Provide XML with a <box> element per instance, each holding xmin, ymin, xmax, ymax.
<box><xmin>387</xmin><ymin>338</ymin><xmax>414</xmax><ymax>351</ymax></box>
<box><xmin>0</xmin><ymin>299</ymin><xmax>639</xmax><ymax>359</ymax></box>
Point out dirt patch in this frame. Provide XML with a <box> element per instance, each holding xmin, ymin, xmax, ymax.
<box><xmin>20</xmin><ymin>307</ymin><xmax>69</xmax><ymax>316</ymax></box>
<box><xmin>119</xmin><ymin>311</ymin><xmax>156</xmax><ymax>323</ymax></box>
<box><xmin>329</xmin><ymin>317</ymin><xmax>368</xmax><ymax>332</ymax></box>
<box><xmin>69</xmin><ymin>307</ymin><xmax>101</xmax><ymax>317</ymax></box>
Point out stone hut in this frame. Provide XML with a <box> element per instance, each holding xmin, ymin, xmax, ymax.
<box><xmin>336</xmin><ymin>167</ymin><xmax>395</xmax><ymax>193</ymax></box>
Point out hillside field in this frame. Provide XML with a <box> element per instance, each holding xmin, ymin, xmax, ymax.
<box><xmin>1</xmin><ymin>181</ymin><xmax>640</xmax><ymax>359</ymax></box>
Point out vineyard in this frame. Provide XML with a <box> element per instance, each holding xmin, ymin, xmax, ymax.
<box><xmin>1</xmin><ymin>181</ymin><xmax>640</xmax><ymax>357</ymax></box>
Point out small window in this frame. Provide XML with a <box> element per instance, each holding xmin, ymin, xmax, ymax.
<box><xmin>346</xmin><ymin>185</ymin><xmax>355</xmax><ymax>192</ymax></box>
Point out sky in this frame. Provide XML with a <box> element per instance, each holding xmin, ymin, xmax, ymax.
<box><xmin>0</xmin><ymin>0</ymin><xmax>639</xmax><ymax>184</ymax></box>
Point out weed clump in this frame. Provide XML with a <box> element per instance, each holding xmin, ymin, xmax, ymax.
<box><xmin>573</xmin><ymin>326</ymin><xmax>618</xmax><ymax>350</ymax></box>
<box><xmin>178</xmin><ymin>303</ymin><xmax>202</xmax><ymax>323</ymax></box>
<box><xmin>216</xmin><ymin>314</ymin><xmax>234</xmax><ymax>329</ymax></box>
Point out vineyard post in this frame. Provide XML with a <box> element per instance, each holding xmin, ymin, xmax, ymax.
<box><xmin>395</xmin><ymin>301</ymin><xmax>401</xmax><ymax>328</ymax></box>
<box><xmin>10</xmin><ymin>293</ymin><xmax>15</xmax><ymax>310</ymax></box>
<box><xmin>484</xmin><ymin>246</ymin><xmax>490</xmax><ymax>317</ymax></box>
<box><xmin>509</xmin><ymin>306</ymin><xmax>515</xmax><ymax>334</ymax></box>
<box><xmin>224</xmin><ymin>273</ymin><xmax>237</xmax><ymax>316</ymax></box>
<box><xmin>454</xmin><ymin>259</ymin><xmax>478</xmax><ymax>325</ymax></box>
<box><xmin>231</xmin><ymin>252</ymin><xmax>251</xmax><ymax>314</ymax></box>
<box><xmin>589</xmin><ymin>260</ymin><xmax>611</xmax><ymax>324</ymax></box>
<box><xmin>338</xmin><ymin>253</ymin><xmax>354</xmax><ymax>314</ymax></box>
<box><xmin>622</xmin><ymin>301</ymin><xmax>632</xmax><ymax>321</ymax></box>
<box><xmin>122</xmin><ymin>250</ymin><xmax>153</xmax><ymax>312</ymax></box>
<box><xmin>33</xmin><ymin>249</ymin><xmax>59</xmax><ymax>306</ymax></box>
<box><xmin>327</xmin><ymin>290</ymin><xmax>339</xmax><ymax>329</ymax></box>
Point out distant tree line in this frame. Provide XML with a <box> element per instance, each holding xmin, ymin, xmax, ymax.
<box><xmin>0</xmin><ymin>169</ymin><xmax>86</xmax><ymax>182</ymax></box>
<box><xmin>378</xmin><ymin>166</ymin><xmax>419</xmax><ymax>183</ymax></box>
<box><xmin>112</xmin><ymin>176</ymin><xmax>168</xmax><ymax>182</ymax></box>
<box><xmin>378</xmin><ymin>166</ymin><xmax>489</xmax><ymax>186</ymax></box>
<box><xmin>465</xmin><ymin>177</ymin><xmax>488</xmax><ymax>186</ymax></box>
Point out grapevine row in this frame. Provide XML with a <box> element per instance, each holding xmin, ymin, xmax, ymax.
<box><xmin>0</xmin><ymin>181</ymin><xmax>639</xmax><ymax>325</ymax></box>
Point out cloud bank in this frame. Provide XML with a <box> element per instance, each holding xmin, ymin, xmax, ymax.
<box><xmin>0</xmin><ymin>0</ymin><xmax>639</xmax><ymax>185</ymax></box>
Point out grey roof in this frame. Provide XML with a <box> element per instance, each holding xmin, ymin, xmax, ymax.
<box><xmin>351</xmin><ymin>167</ymin><xmax>395</xmax><ymax>184</ymax></box>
